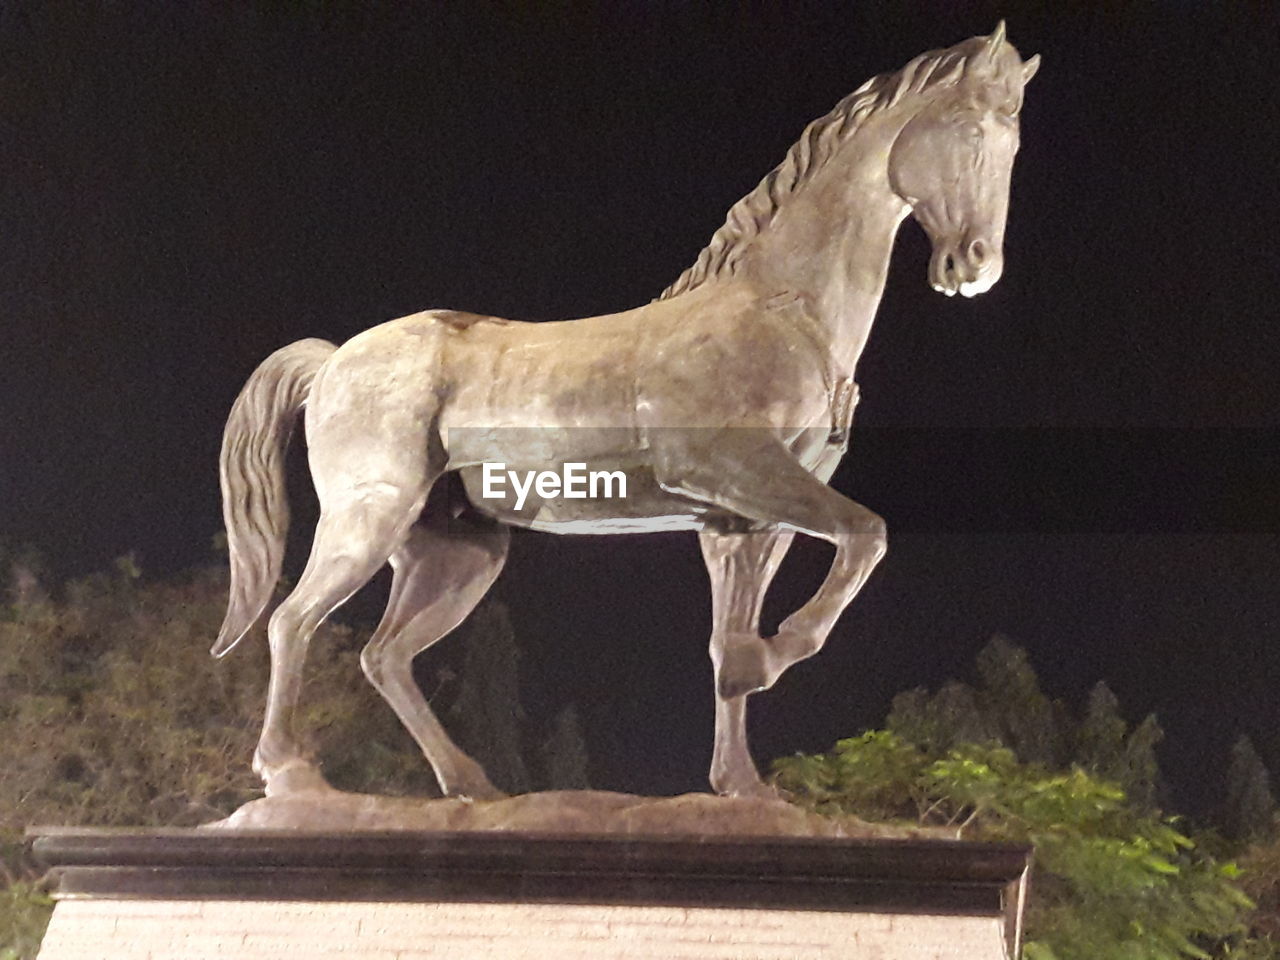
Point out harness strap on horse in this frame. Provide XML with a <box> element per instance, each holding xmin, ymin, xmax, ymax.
<box><xmin>828</xmin><ymin>376</ymin><xmax>859</xmax><ymax>446</ymax></box>
<box><xmin>763</xmin><ymin>291</ymin><xmax>858</xmax><ymax>447</ymax></box>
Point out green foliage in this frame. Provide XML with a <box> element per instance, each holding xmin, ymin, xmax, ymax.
<box><xmin>0</xmin><ymin>559</ymin><xmax>434</xmax><ymax>958</ymax></box>
<box><xmin>886</xmin><ymin>681</ymin><xmax>997</xmax><ymax>755</ymax></box>
<box><xmin>887</xmin><ymin>635</ymin><xmax>1068</xmax><ymax>764</ymax></box>
<box><xmin>887</xmin><ymin>636</ymin><xmax>1165</xmax><ymax>811</ymax></box>
<box><xmin>1115</xmin><ymin>713</ymin><xmax>1165</xmax><ymax>812</ymax></box>
<box><xmin>1077</xmin><ymin>682</ymin><xmax>1129</xmax><ymax>782</ymax></box>
<box><xmin>0</xmin><ymin>882</ymin><xmax>51</xmax><ymax>960</ymax></box>
<box><xmin>1225</xmin><ymin>737</ymin><xmax>1277</xmax><ymax>847</ymax></box>
<box><xmin>0</xmin><ymin>560</ymin><xmax>439</xmax><ymax>839</ymax></box>
<box><xmin>1215</xmin><ymin>936</ymin><xmax>1280</xmax><ymax>960</ymax></box>
<box><xmin>0</xmin><ymin>554</ymin><xmax>593</xmax><ymax>958</ymax></box>
<box><xmin>798</xmin><ymin>638</ymin><xmax>1278</xmax><ymax>955</ymax></box>
<box><xmin>447</xmin><ymin>597</ymin><xmax>530</xmax><ymax>794</ymax></box>
<box><xmin>773</xmin><ymin>731</ymin><xmax>929</xmax><ymax>822</ymax></box>
<box><xmin>776</xmin><ymin>731</ymin><xmax>1253</xmax><ymax>960</ymax></box>
<box><xmin>540</xmin><ymin>703</ymin><xmax>591</xmax><ymax>790</ymax></box>
<box><xmin>1237</xmin><ymin>832</ymin><xmax>1280</xmax><ymax>946</ymax></box>
<box><xmin>975</xmin><ymin>635</ymin><xmax>1065</xmax><ymax>767</ymax></box>
<box><xmin>0</xmin><ymin>836</ymin><xmax>45</xmax><ymax>960</ymax></box>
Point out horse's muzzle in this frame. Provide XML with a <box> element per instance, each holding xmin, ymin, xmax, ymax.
<box><xmin>929</xmin><ymin>238</ymin><xmax>1004</xmax><ymax>298</ymax></box>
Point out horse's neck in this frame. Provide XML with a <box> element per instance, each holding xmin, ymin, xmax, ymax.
<box><xmin>739</xmin><ymin>119</ymin><xmax>909</xmax><ymax>379</ymax></box>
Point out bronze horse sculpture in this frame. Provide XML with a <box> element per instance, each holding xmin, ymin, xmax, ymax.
<box><xmin>214</xmin><ymin>26</ymin><xmax>1039</xmax><ymax>799</ymax></box>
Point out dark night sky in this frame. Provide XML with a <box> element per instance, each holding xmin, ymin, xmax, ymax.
<box><xmin>2</xmin><ymin>2</ymin><xmax>1278</xmax><ymax>810</ymax></box>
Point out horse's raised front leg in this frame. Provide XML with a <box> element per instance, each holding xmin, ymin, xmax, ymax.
<box><xmin>699</xmin><ymin>525</ymin><xmax>795</xmax><ymax>797</ymax></box>
<box><xmin>659</xmin><ymin>432</ymin><xmax>886</xmax><ymax>696</ymax></box>
<box><xmin>360</xmin><ymin>513</ymin><xmax>509</xmax><ymax>800</ymax></box>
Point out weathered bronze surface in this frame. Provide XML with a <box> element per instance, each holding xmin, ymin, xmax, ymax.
<box><xmin>214</xmin><ymin>26</ymin><xmax>1037</xmax><ymax>800</ymax></box>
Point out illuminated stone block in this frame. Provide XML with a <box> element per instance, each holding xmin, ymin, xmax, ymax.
<box><xmin>31</xmin><ymin>829</ymin><xmax>1030</xmax><ymax>959</ymax></box>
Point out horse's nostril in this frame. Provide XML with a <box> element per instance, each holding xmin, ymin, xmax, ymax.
<box><xmin>968</xmin><ymin>239</ymin><xmax>987</xmax><ymax>265</ymax></box>
<box><xmin>943</xmin><ymin>253</ymin><xmax>956</xmax><ymax>277</ymax></box>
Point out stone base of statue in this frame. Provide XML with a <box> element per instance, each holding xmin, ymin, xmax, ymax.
<box><xmin>30</xmin><ymin>789</ymin><xmax>1030</xmax><ymax>960</ymax></box>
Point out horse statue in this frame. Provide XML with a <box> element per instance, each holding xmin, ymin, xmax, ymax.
<box><xmin>213</xmin><ymin>25</ymin><xmax>1039</xmax><ymax>800</ymax></box>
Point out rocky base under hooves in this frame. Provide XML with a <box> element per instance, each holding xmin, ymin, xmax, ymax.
<box><xmin>203</xmin><ymin>786</ymin><xmax>928</xmax><ymax>838</ymax></box>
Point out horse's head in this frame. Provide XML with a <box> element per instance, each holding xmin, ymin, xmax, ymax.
<box><xmin>888</xmin><ymin>23</ymin><xmax>1039</xmax><ymax>298</ymax></box>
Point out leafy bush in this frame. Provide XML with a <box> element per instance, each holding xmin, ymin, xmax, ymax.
<box><xmin>775</xmin><ymin>731</ymin><xmax>1258</xmax><ymax>960</ymax></box>
<box><xmin>0</xmin><ymin>562</ymin><xmax>438</xmax><ymax>840</ymax></box>
<box><xmin>887</xmin><ymin>635</ymin><xmax>1167</xmax><ymax>812</ymax></box>
<box><xmin>0</xmin><ymin>882</ymin><xmax>52</xmax><ymax>960</ymax></box>
<box><xmin>0</xmin><ymin>554</ymin><xmax>590</xmax><ymax>958</ymax></box>
<box><xmin>0</xmin><ymin>560</ymin><xmax>435</xmax><ymax>959</ymax></box>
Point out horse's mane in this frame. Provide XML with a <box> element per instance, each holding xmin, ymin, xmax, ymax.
<box><xmin>658</xmin><ymin>41</ymin><xmax>1018</xmax><ymax>301</ymax></box>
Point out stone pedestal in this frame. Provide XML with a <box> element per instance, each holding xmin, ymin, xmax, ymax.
<box><xmin>30</xmin><ymin>827</ymin><xmax>1030</xmax><ymax>959</ymax></box>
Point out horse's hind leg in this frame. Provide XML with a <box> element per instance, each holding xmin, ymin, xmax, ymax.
<box><xmin>255</xmin><ymin>483</ymin><xmax>429</xmax><ymax>794</ymax></box>
<box><xmin>700</xmin><ymin>525</ymin><xmax>795</xmax><ymax>797</ymax></box>
<box><xmin>361</xmin><ymin>514</ymin><xmax>509</xmax><ymax>799</ymax></box>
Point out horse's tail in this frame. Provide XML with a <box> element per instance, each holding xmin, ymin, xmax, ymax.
<box><xmin>212</xmin><ymin>338</ymin><xmax>337</xmax><ymax>658</ymax></box>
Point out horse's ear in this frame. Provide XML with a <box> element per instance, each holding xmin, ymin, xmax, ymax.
<box><xmin>1021</xmin><ymin>54</ymin><xmax>1041</xmax><ymax>84</ymax></box>
<box><xmin>984</xmin><ymin>20</ymin><xmax>1007</xmax><ymax>62</ymax></box>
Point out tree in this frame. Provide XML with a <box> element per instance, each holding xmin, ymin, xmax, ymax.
<box><xmin>1</xmin><ymin>543</ymin><xmax>47</xmax><ymax>608</ymax></box>
<box><xmin>1225</xmin><ymin>736</ymin><xmax>1277</xmax><ymax>848</ymax></box>
<box><xmin>1076</xmin><ymin>681</ymin><xmax>1128</xmax><ymax>779</ymax></box>
<box><xmin>1238</xmin><ymin>836</ymin><xmax>1280</xmax><ymax>946</ymax></box>
<box><xmin>446</xmin><ymin>597</ymin><xmax>530</xmax><ymax>794</ymax></box>
<box><xmin>774</xmin><ymin>731</ymin><xmax>1257</xmax><ymax>960</ymax></box>
<box><xmin>0</xmin><ymin>557</ymin><xmax>452</xmax><ymax>827</ymax></box>
<box><xmin>0</xmin><ymin>553</ymin><xmax>595</xmax><ymax>958</ymax></box>
<box><xmin>1073</xmin><ymin>682</ymin><xmax>1166</xmax><ymax>812</ymax></box>
<box><xmin>887</xmin><ymin>681</ymin><xmax>997</xmax><ymax>755</ymax></box>
<box><xmin>974</xmin><ymin>634</ymin><xmax>1063</xmax><ymax>767</ymax></box>
<box><xmin>1119</xmin><ymin>712</ymin><xmax>1165</xmax><ymax>813</ymax></box>
<box><xmin>0</xmin><ymin>558</ymin><xmax>434</xmax><ymax>958</ymax></box>
<box><xmin>887</xmin><ymin>636</ymin><xmax>1068</xmax><ymax>767</ymax></box>
<box><xmin>789</xmin><ymin>638</ymin><xmax>1279</xmax><ymax>958</ymax></box>
<box><xmin>888</xmin><ymin>638</ymin><xmax>1168</xmax><ymax>812</ymax></box>
<box><xmin>540</xmin><ymin>703</ymin><xmax>591</xmax><ymax>791</ymax></box>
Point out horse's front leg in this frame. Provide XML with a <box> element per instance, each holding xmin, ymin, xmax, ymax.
<box><xmin>660</xmin><ymin>432</ymin><xmax>886</xmax><ymax>697</ymax></box>
<box><xmin>699</xmin><ymin>525</ymin><xmax>795</xmax><ymax>796</ymax></box>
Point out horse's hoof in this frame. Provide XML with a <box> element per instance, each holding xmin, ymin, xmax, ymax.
<box><xmin>739</xmin><ymin>782</ymin><xmax>785</xmax><ymax>802</ymax></box>
<box><xmin>442</xmin><ymin>756</ymin><xmax>508</xmax><ymax>802</ymax></box>
<box><xmin>450</xmin><ymin>781</ymin><xmax>508</xmax><ymax>802</ymax></box>
<box><xmin>262</xmin><ymin>760</ymin><xmax>331</xmax><ymax>797</ymax></box>
<box><xmin>712</xmin><ymin>775</ymin><xmax>781</xmax><ymax>801</ymax></box>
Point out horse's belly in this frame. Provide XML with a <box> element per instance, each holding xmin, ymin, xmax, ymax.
<box><xmin>443</xmin><ymin>426</ymin><xmax>641</xmax><ymax>470</ymax></box>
